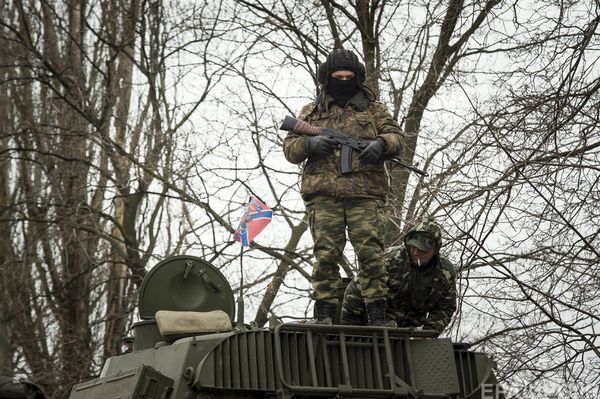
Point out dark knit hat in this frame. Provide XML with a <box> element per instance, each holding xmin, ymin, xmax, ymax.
<box><xmin>317</xmin><ymin>49</ymin><xmax>366</xmax><ymax>84</ymax></box>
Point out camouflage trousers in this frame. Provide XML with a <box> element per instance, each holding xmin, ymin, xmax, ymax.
<box><xmin>305</xmin><ymin>195</ymin><xmax>388</xmax><ymax>301</ymax></box>
<box><xmin>341</xmin><ymin>274</ymin><xmax>451</xmax><ymax>336</ymax></box>
<box><xmin>341</xmin><ymin>278</ymin><xmax>425</xmax><ymax>328</ymax></box>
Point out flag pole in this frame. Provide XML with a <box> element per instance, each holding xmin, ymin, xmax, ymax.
<box><xmin>233</xmin><ymin>195</ymin><xmax>272</xmax><ymax>330</ymax></box>
<box><xmin>236</xmin><ymin>244</ymin><xmax>245</xmax><ymax>330</ymax></box>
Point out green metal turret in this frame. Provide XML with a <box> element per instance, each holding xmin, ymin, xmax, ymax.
<box><xmin>129</xmin><ymin>255</ymin><xmax>235</xmax><ymax>352</ymax></box>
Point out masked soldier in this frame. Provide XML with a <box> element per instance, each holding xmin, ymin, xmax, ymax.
<box><xmin>283</xmin><ymin>48</ymin><xmax>405</xmax><ymax>325</ymax></box>
<box><xmin>340</xmin><ymin>219</ymin><xmax>457</xmax><ymax>335</ymax></box>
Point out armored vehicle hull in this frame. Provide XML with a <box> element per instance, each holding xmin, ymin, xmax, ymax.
<box><xmin>68</xmin><ymin>256</ymin><xmax>504</xmax><ymax>399</ymax></box>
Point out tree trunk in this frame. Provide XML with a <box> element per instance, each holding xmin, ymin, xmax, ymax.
<box><xmin>254</xmin><ymin>218</ymin><xmax>309</xmax><ymax>327</ymax></box>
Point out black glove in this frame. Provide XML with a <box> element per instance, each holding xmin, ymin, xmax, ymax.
<box><xmin>359</xmin><ymin>137</ymin><xmax>387</xmax><ymax>164</ymax></box>
<box><xmin>305</xmin><ymin>136</ymin><xmax>336</xmax><ymax>157</ymax></box>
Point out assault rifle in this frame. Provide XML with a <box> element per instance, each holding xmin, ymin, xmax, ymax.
<box><xmin>280</xmin><ymin>116</ymin><xmax>428</xmax><ymax>177</ymax></box>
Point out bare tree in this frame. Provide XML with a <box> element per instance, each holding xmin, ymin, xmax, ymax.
<box><xmin>0</xmin><ymin>0</ymin><xmax>231</xmax><ymax>397</ymax></box>
<box><xmin>221</xmin><ymin>0</ymin><xmax>504</xmax><ymax>315</ymax></box>
<box><xmin>211</xmin><ymin>0</ymin><xmax>600</xmax><ymax>396</ymax></box>
<box><xmin>1</xmin><ymin>0</ymin><xmax>598</xmax><ymax>398</ymax></box>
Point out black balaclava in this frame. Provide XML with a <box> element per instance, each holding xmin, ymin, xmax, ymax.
<box><xmin>317</xmin><ymin>49</ymin><xmax>366</xmax><ymax>109</ymax></box>
<box><xmin>327</xmin><ymin>76</ymin><xmax>359</xmax><ymax>107</ymax></box>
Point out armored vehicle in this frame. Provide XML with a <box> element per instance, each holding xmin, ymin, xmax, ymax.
<box><xmin>69</xmin><ymin>255</ymin><xmax>504</xmax><ymax>399</ymax></box>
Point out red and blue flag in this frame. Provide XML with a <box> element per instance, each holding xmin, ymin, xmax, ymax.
<box><xmin>234</xmin><ymin>196</ymin><xmax>273</xmax><ymax>247</ymax></box>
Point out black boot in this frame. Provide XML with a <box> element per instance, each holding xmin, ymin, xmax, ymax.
<box><xmin>365</xmin><ymin>298</ymin><xmax>387</xmax><ymax>326</ymax></box>
<box><xmin>314</xmin><ymin>300</ymin><xmax>338</xmax><ymax>324</ymax></box>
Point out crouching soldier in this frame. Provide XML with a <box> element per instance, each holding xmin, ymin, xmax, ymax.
<box><xmin>341</xmin><ymin>219</ymin><xmax>457</xmax><ymax>336</ymax></box>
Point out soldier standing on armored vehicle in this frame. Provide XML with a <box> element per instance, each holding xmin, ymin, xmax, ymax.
<box><xmin>341</xmin><ymin>219</ymin><xmax>457</xmax><ymax>335</ymax></box>
<box><xmin>283</xmin><ymin>48</ymin><xmax>405</xmax><ymax>326</ymax></box>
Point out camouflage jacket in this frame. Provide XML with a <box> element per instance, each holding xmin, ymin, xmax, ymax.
<box><xmin>344</xmin><ymin>245</ymin><xmax>457</xmax><ymax>335</ymax></box>
<box><xmin>385</xmin><ymin>245</ymin><xmax>457</xmax><ymax>334</ymax></box>
<box><xmin>283</xmin><ymin>92</ymin><xmax>405</xmax><ymax>199</ymax></box>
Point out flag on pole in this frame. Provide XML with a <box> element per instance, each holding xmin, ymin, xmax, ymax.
<box><xmin>234</xmin><ymin>196</ymin><xmax>273</xmax><ymax>247</ymax></box>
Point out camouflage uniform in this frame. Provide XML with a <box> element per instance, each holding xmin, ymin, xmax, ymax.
<box><xmin>341</xmin><ymin>221</ymin><xmax>457</xmax><ymax>336</ymax></box>
<box><xmin>283</xmin><ymin>93</ymin><xmax>405</xmax><ymax>301</ymax></box>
